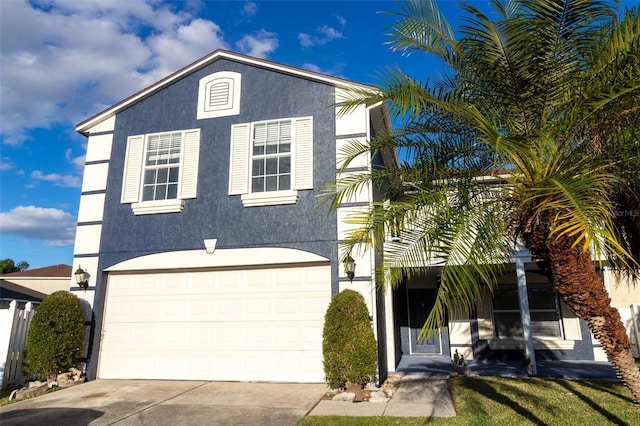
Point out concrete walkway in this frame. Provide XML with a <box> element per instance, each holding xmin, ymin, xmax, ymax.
<box><xmin>307</xmin><ymin>357</ymin><xmax>623</xmax><ymax>419</ymax></box>
<box><xmin>308</xmin><ymin>375</ymin><xmax>456</xmax><ymax>417</ymax></box>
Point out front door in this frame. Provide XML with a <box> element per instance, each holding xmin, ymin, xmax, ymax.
<box><xmin>408</xmin><ymin>288</ymin><xmax>442</xmax><ymax>354</ymax></box>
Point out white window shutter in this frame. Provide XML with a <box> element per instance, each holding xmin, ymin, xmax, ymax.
<box><xmin>121</xmin><ymin>135</ymin><xmax>144</xmax><ymax>203</ymax></box>
<box><xmin>179</xmin><ymin>129</ymin><xmax>201</xmax><ymax>199</ymax></box>
<box><xmin>294</xmin><ymin>116</ymin><xmax>313</xmax><ymax>190</ymax></box>
<box><xmin>229</xmin><ymin>123</ymin><xmax>250</xmax><ymax>195</ymax></box>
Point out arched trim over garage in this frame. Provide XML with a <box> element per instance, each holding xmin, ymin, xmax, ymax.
<box><xmin>104</xmin><ymin>247</ymin><xmax>330</xmax><ymax>272</ymax></box>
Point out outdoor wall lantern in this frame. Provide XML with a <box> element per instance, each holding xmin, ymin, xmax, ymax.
<box><xmin>343</xmin><ymin>256</ymin><xmax>356</xmax><ymax>282</ymax></box>
<box><xmin>74</xmin><ymin>266</ymin><xmax>89</xmax><ymax>290</ymax></box>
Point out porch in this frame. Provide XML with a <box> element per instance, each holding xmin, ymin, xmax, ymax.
<box><xmin>395</xmin><ymin>355</ymin><xmax>620</xmax><ymax>380</ymax></box>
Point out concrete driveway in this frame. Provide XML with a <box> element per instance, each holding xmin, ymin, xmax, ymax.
<box><xmin>0</xmin><ymin>380</ymin><xmax>328</xmax><ymax>425</ymax></box>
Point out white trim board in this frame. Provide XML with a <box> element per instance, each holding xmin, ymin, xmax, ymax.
<box><xmin>105</xmin><ymin>247</ymin><xmax>330</xmax><ymax>272</ymax></box>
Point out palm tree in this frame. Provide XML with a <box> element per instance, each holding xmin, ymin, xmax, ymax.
<box><xmin>329</xmin><ymin>0</ymin><xmax>640</xmax><ymax>402</ymax></box>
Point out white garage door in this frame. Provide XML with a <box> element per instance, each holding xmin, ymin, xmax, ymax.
<box><xmin>98</xmin><ymin>265</ymin><xmax>331</xmax><ymax>382</ymax></box>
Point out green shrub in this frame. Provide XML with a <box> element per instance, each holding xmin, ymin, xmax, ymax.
<box><xmin>322</xmin><ymin>289</ymin><xmax>377</xmax><ymax>389</ymax></box>
<box><xmin>24</xmin><ymin>291</ymin><xmax>84</xmax><ymax>381</ymax></box>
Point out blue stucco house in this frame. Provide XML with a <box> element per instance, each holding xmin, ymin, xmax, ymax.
<box><xmin>71</xmin><ymin>50</ymin><xmax>637</xmax><ymax>383</ymax></box>
<box><xmin>71</xmin><ymin>50</ymin><xmax>396</xmax><ymax>382</ymax></box>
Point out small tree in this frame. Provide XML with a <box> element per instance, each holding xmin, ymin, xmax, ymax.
<box><xmin>24</xmin><ymin>291</ymin><xmax>84</xmax><ymax>381</ymax></box>
<box><xmin>0</xmin><ymin>258</ymin><xmax>29</xmax><ymax>274</ymax></box>
<box><xmin>322</xmin><ymin>289</ymin><xmax>377</xmax><ymax>389</ymax></box>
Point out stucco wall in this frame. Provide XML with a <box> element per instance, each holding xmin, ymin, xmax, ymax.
<box><xmin>1</xmin><ymin>278</ymin><xmax>70</xmax><ymax>295</ymax></box>
<box><xmin>606</xmin><ymin>269</ymin><xmax>640</xmax><ymax>309</ymax></box>
<box><xmin>99</xmin><ymin>58</ymin><xmax>339</xmax><ymax>275</ymax></box>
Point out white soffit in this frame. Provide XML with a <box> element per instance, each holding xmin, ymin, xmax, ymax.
<box><xmin>105</xmin><ymin>247</ymin><xmax>330</xmax><ymax>272</ymax></box>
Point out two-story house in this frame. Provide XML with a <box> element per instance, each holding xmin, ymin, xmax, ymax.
<box><xmin>71</xmin><ymin>49</ymin><xmax>638</xmax><ymax>383</ymax></box>
<box><xmin>71</xmin><ymin>50</ymin><xmax>394</xmax><ymax>382</ymax></box>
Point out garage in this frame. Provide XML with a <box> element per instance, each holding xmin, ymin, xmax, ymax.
<box><xmin>98</xmin><ymin>251</ymin><xmax>331</xmax><ymax>383</ymax></box>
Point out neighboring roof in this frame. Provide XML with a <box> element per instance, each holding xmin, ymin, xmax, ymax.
<box><xmin>0</xmin><ymin>264</ymin><xmax>72</xmax><ymax>278</ymax></box>
<box><xmin>0</xmin><ymin>280</ymin><xmax>47</xmax><ymax>302</ymax></box>
<box><xmin>76</xmin><ymin>49</ymin><xmax>380</xmax><ymax>135</ymax></box>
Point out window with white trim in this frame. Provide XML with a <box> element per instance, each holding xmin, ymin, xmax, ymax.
<box><xmin>197</xmin><ymin>71</ymin><xmax>241</xmax><ymax>119</ymax></box>
<box><xmin>121</xmin><ymin>129</ymin><xmax>200</xmax><ymax>215</ymax></box>
<box><xmin>142</xmin><ymin>132</ymin><xmax>181</xmax><ymax>201</ymax></box>
<box><xmin>229</xmin><ymin>116</ymin><xmax>313</xmax><ymax>207</ymax></box>
<box><xmin>492</xmin><ymin>283</ymin><xmax>563</xmax><ymax>339</ymax></box>
<box><xmin>251</xmin><ymin>120</ymin><xmax>292</xmax><ymax>192</ymax></box>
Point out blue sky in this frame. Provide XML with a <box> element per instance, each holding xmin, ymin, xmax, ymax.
<box><xmin>1</xmin><ymin>0</ymin><xmax>633</xmax><ymax>269</ymax></box>
<box><xmin>0</xmin><ymin>0</ymin><xmax>442</xmax><ymax>268</ymax></box>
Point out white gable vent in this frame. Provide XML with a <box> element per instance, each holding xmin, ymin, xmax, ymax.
<box><xmin>197</xmin><ymin>71</ymin><xmax>241</xmax><ymax>119</ymax></box>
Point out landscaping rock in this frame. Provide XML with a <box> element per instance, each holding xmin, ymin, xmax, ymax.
<box><xmin>59</xmin><ymin>377</ymin><xmax>85</xmax><ymax>388</ymax></box>
<box><xmin>369</xmin><ymin>390</ymin><xmax>389</xmax><ymax>403</ymax></box>
<box><xmin>7</xmin><ymin>367</ymin><xmax>86</xmax><ymax>402</ymax></box>
<box><xmin>57</xmin><ymin>372</ymin><xmax>72</xmax><ymax>382</ymax></box>
<box><xmin>10</xmin><ymin>382</ymin><xmax>48</xmax><ymax>401</ymax></box>
<box><xmin>332</xmin><ymin>392</ymin><xmax>356</xmax><ymax>402</ymax></box>
<box><xmin>28</xmin><ymin>380</ymin><xmax>44</xmax><ymax>389</ymax></box>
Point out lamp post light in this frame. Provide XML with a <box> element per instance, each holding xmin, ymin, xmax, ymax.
<box><xmin>343</xmin><ymin>256</ymin><xmax>356</xmax><ymax>282</ymax></box>
<box><xmin>74</xmin><ymin>266</ymin><xmax>89</xmax><ymax>290</ymax></box>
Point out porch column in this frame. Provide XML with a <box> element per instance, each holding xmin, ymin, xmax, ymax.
<box><xmin>515</xmin><ymin>257</ymin><xmax>537</xmax><ymax>375</ymax></box>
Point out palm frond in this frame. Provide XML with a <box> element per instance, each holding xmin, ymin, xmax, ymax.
<box><xmin>385</xmin><ymin>0</ymin><xmax>457</xmax><ymax>60</ymax></box>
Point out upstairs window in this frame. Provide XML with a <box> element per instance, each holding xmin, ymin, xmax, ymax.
<box><xmin>142</xmin><ymin>132</ymin><xmax>182</xmax><ymax>201</ymax></box>
<box><xmin>197</xmin><ymin>71</ymin><xmax>241</xmax><ymax>119</ymax></box>
<box><xmin>229</xmin><ymin>116</ymin><xmax>313</xmax><ymax>207</ymax></box>
<box><xmin>251</xmin><ymin>120</ymin><xmax>291</xmax><ymax>193</ymax></box>
<box><xmin>121</xmin><ymin>129</ymin><xmax>200</xmax><ymax>215</ymax></box>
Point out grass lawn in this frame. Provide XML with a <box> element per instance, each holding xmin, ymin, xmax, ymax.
<box><xmin>0</xmin><ymin>386</ymin><xmax>62</xmax><ymax>407</ymax></box>
<box><xmin>0</xmin><ymin>389</ymin><xmax>14</xmax><ymax>407</ymax></box>
<box><xmin>299</xmin><ymin>376</ymin><xmax>640</xmax><ymax>425</ymax></box>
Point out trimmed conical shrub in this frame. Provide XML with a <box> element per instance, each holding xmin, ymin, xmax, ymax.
<box><xmin>24</xmin><ymin>291</ymin><xmax>84</xmax><ymax>381</ymax></box>
<box><xmin>322</xmin><ymin>289</ymin><xmax>377</xmax><ymax>389</ymax></box>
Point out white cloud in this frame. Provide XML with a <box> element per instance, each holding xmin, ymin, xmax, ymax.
<box><xmin>236</xmin><ymin>29</ymin><xmax>279</xmax><ymax>59</ymax></box>
<box><xmin>318</xmin><ymin>25</ymin><xmax>343</xmax><ymax>40</ymax></box>
<box><xmin>65</xmin><ymin>149</ymin><xmax>86</xmax><ymax>170</ymax></box>
<box><xmin>0</xmin><ymin>205</ymin><xmax>76</xmax><ymax>246</ymax></box>
<box><xmin>303</xmin><ymin>63</ymin><xmax>323</xmax><ymax>73</ymax></box>
<box><xmin>146</xmin><ymin>18</ymin><xmax>228</xmax><ymax>81</ymax></box>
<box><xmin>0</xmin><ymin>158</ymin><xmax>15</xmax><ymax>171</ymax></box>
<box><xmin>298</xmin><ymin>25</ymin><xmax>344</xmax><ymax>48</ymax></box>
<box><xmin>31</xmin><ymin>170</ymin><xmax>82</xmax><ymax>188</ymax></box>
<box><xmin>302</xmin><ymin>63</ymin><xmax>345</xmax><ymax>79</ymax></box>
<box><xmin>0</xmin><ymin>0</ymin><xmax>234</xmax><ymax>145</ymax></box>
<box><xmin>335</xmin><ymin>15</ymin><xmax>346</xmax><ymax>27</ymax></box>
<box><xmin>243</xmin><ymin>1</ymin><xmax>257</xmax><ymax>17</ymax></box>
<box><xmin>298</xmin><ymin>33</ymin><xmax>314</xmax><ymax>48</ymax></box>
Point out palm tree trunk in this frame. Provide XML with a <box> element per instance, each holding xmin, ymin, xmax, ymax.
<box><xmin>523</xmin><ymin>227</ymin><xmax>640</xmax><ymax>404</ymax></box>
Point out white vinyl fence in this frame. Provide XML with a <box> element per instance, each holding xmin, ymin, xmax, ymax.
<box><xmin>622</xmin><ymin>304</ymin><xmax>640</xmax><ymax>358</ymax></box>
<box><xmin>0</xmin><ymin>301</ymin><xmax>36</xmax><ymax>389</ymax></box>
